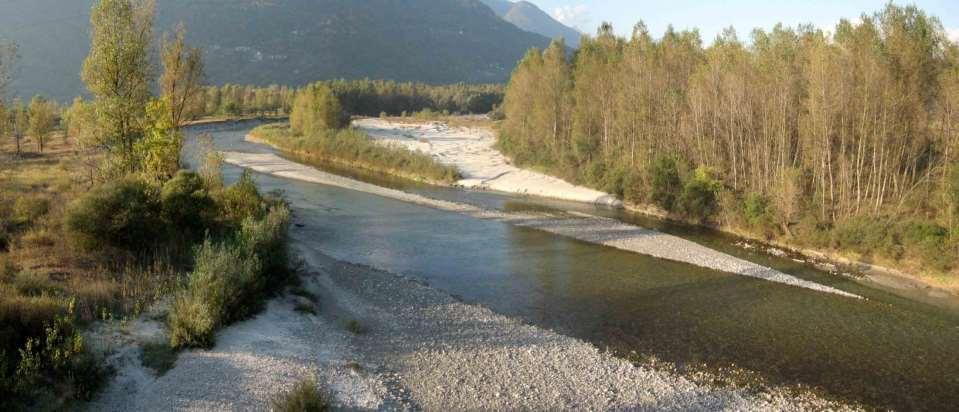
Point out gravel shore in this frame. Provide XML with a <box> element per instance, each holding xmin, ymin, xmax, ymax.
<box><xmin>224</xmin><ymin>151</ymin><xmax>860</xmax><ymax>299</ymax></box>
<box><xmin>90</xmin><ymin>243</ymin><xmax>856</xmax><ymax>410</ymax></box>
<box><xmin>355</xmin><ymin>118</ymin><xmax>622</xmax><ymax>206</ymax></box>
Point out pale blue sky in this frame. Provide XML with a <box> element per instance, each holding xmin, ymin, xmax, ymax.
<box><xmin>530</xmin><ymin>0</ymin><xmax>959</xmax><ymax>44</ymax></box>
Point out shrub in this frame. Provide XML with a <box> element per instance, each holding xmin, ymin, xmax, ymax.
<box><xmin>272</xmin><ymin>377</ymin><xmax>329</xmax><ymax>412</ymax></box>
<box><xmin>140</xmin><ymin>342</ymin><xmax>178</xmax><ymax>376</ymax></box>
<box><xmin>13</xmin><ymin>271</ymin><xmax>59</xmax><ymax>297</ymax></box>
<box><xmin>239</xmin><ymin>204</ymin><xmax>292</xmax><ymax>279</ymax></box>
<box><xmin>649</xmin><ymin>157</ymin><xmax>683</xmax><ymax>212</ymax></box>
<box><xmin>679</xmin><ymin>166</ymin><xmax>722</xmax><ymax>222</ymax></box>
<box><xmin>217</xmin><ymin>170</ymin><xmax>265</xmax><ymax>224</ymax></box>
<box><xmin>161</xmin><ymin>171</ymin><xmax>217</xmax><ymax>241</ymax></box>
<box><xmin>64</xmin><ymin>177</ymin><xmax>162</xmax><ymax>251</ymax></box>
<box><xmin>742</xmin><ymin>192</ymin><xmax>776</xmax><ymax>235</ymax></box>
<box><xmin>168</xmin><ymin>293</ymin><xmax>216</xmax><ymax>349</ymax></box>
<box><xmin>12</xmin><ymin>197</ymin><xmax>50</xmax><ymax>226</ymax></box>
<box><xmin>899</xmin><ymin>220</ymin><xmax>953</xmax><ymax>270</ymax></box>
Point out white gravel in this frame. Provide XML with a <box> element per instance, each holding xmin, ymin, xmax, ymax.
<box><xmin>223</xmin><ymin>151</ymin><xmax>861</xmax><ymax>299</ymax></box>
<box><xmin>89</xmin><ymin>246</ymin><xmax>856</xmax><ymax>411</ymax></box>
<box><xmin>354</xmin><ymin>118</ymin><xmax>622</xmax><ymax>206</ymax></box>
<box><xmin>293</xmin><ymin>246</ymin><xmax>856</xmax><ymax>411</ymax></box>
<box><xmin>88</xmin><ymin>293</ymin><xmax>387</xmax><ymax>411</ymax></box>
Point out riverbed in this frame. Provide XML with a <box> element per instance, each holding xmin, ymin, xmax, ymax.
<box><xmin>182</xmin><ymin>120</ymin><xmax>959</xmax><ymax>411</ymax></box>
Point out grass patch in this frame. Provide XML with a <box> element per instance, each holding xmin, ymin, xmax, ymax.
<box><xmin>250</xmin><ymin>123</ymin><xmax>460</xmax><ymax>185</ymax></box>
<box><xmin>293</xmin><ymin>302</ymin><xmax>317</xmax><ymax>316</ymax></box>
<box><xmin>272</xmin><ymin>376</ymin><xmax>330</xmax><ymax>412</ymax></box>
<box><xmin>140</xmin><ymin>342</ymin><xmax>178</xmax><ymax>376</ymax></box>
<box><xmin>345</xmin><ymin>319</ymin><xmax>365</xmax><ymax>335</ymax></box>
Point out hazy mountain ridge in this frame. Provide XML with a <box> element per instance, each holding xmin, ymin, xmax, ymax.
<box><xmin>479</xmin><ymin>0</ymin><xmax>582</xmax><ymax>47</ymax></box>
<box><xmin>0</xmin><ymin>0</ymin><xmax>552</xmax><ymax>101</ymax></box>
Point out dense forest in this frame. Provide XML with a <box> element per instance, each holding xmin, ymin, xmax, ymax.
<box><xmin>179</xmin><ymin>80</ymin><xmax>503</xmax><ymax>119</ymax></box>
<box><xmin>500</xmin><ymin>5</ymin><xmax>959</xmax><ymax>274</ymax></box>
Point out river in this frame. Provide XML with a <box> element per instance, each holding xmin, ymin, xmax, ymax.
<box><xmin>185</xmin><ymin>120</ymin><xmax>959</xmax><ymax>411</ymax></box>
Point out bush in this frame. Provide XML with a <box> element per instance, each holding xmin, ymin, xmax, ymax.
<box><xmin>0</xmin><ymin>300</ymin><xmax>106</xmax><ymax>407</ymax></box>
<box><xmin>649</xmin><ymin>157</ymin><xmax>683</xmax><ymax>212</ymax></box>
<box><xmin>239</xmin><ymin>204</ymin><xmax>292</xmax><ymax>278</ymax></box>
<box><xmin>168</xmin><ymin>293</ymin><xmax>216</xmax><ymax>349</ymax></box>
<box><xmin>169</xmin><ymin>204</ymin><xmax>291</xmax><ymax>349</ymax></box>
<box><xmin>217</xmin><ymin>170</ymin><xmax>266</xmax><ymax>224</ymax></box>
<box><xmin>161</xmin><ymin>171</ymin><xmax>217</xmax><ymax>241</ymax></box>
<box><xmin>64</xmin><ymin>177</ymin><xmax>162</xmax><ymax>251</ymax></box>
<box><xmin>13</xmin><ymin>271</ymin><xmax>59</xmax><ymax>297</ymax></box>
<box><xmin>742</xmin><ymin>192</ymin><xmax>776</xmax><ymax>234</ymax></box>
<box><xmin>272</xmin><ymin>377</ymin><xmax>329</xmax><ymax>412</ymax></box>
<box><xmin>679</xmin><ymin>166</ymin><xmax>722</xmax><ymax>222</ymax></box>
<box><xmin>12</xmin><ymin>197</ymin><xmax>50</xmax><ymax>227</ymax></box>
<box><xmin>140</xmin><ymin>342</ymin><xmax>178</xmax><ymax>376</ymax></box>
<box><xmin>899</xmin><ymin>220</ymin><xmax>953</xmax><ymax>270</ymax></box>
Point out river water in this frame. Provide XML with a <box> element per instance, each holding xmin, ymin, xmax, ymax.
<box><xmin>185</xmin><ymin>121</ymin><xmax>959</xmax><ymax>411</ymax></box>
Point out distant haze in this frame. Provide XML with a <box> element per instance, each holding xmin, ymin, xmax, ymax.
<box><xmin>0</xmin><ymin>0</ymin><xmax>555</xmax><ymax>101</ymax></box>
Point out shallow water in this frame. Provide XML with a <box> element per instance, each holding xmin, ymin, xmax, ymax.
<box><xmin>185</xmin><ymin>121</ymin><xmax>959</xmax><ymax>411</ymax></box>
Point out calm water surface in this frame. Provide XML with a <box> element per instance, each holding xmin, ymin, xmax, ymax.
<box><xmin>185</xmin><ymin>121</ymin><xmax>959</xmax><ymax>411</ymax></box>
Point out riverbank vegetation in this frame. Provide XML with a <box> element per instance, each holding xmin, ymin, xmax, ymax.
<box><xmin>190</xmin><ymin>80</ymin><xmax>503</xmax><ymax>120</ymax></box>
<box><xmin>500</xmin><ymin>4</ymin><xmax>959</xmax><ymax>285</ymax></box>
<box><xmin>250</xmin><ymin>83</ymin><xmax>460</xmax><ymax>184</ymax></box>
<box><xmin>1</xmin><ymin>0</ymin><xmax>291</xmax><ymax>408</ymax></box>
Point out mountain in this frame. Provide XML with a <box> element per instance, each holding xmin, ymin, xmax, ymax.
<box><xmin>479</xmin><ymin>0</ymin><xmax>582</xmax><ymax>47</ymax></box>
<box><xmin>0</xmin><ymin>0</ymin><xmax>553</xmax><ymax>101</ymax></box>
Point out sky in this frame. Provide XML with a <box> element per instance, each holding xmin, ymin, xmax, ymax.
<box><xmin>530</xmin><ymin>0</ymin><xmax>959</xmax><ymax>44</ymax></box>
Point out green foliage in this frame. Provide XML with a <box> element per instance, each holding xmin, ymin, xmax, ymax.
<box><xmin>830</xmin><ymin>217</ymin><xmax>956</xmax><ymax>270</ymax></box>
<box><xmin>217</xmin><ymin>170</ymin><xmax>266</xmax><ymax>224</ymax></box>
<box><xmin>679</xmin><ymin>167</ymin><xmax>722</xmax><ymax>222</ymax></box>
<box><xmin>742</xmin><ymin>193</ymin><xmax>777</xmax><ymax>235</ymax></box>
<box><xmin>251</xmin><ymin>124</ymin><xmax>460</xmax><ymax>185</ymax></box>
<box><xmin>496</xmin><ymin>4</ymin><xmax>959</xmax><ymax>274</ymax></box>
<box><xmin>0</xmin><ymin>299</ymin><xmax>108</xmax><ymax>407</ymax></box>
<box><xmin>140</xmin><ymin>342</ymin><xmax>178</xmax><ymax>376</ymax></box>
<box><xmin>649</xmin><ymin>157</ymin><xmax>683</xmax><ymax>212</ymax></box>
<box><xmin>12</xmin><ymin>196</ymin><xmax>49</xmax><ymax>227</ymax></box>
<box><xmin>81</xmin><ymin>0</ymin><xmax>153</xmax><ymax>167</ymax></box>
<box><xmin>160</xmin><ymin>171</ymin><xmax>217</xmax><ymax>241</ymax></box>
<box><xmin>136</xmin><ymin>98</ymin><xmax>184</xmax><ymax>183</ymax></box>
<box><xmin>169</xmin><ymin>203</ymin><xmax>291</xmax><ymax>349</ymax></box>
<box><xmin>12</xmin><ymin>271</ymin><xmax>58</xmax><ymax>297</ymax></box>
<box><xmin>272</xmin><ymin>377</ymin><xmax>329</xmax><ymax>412</ymax></box>
<box><xmin>290</xmin><ymin>84</ymin><xmax>347</xmax><ymax>136</ymax></box>
<box><xmin>64</xmin><ymin>177</ymin><xmax>162</xmax><ymax>252</ymax></box>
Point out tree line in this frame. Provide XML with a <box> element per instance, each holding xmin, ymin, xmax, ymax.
<box><xmin>500</xmin><ymin>4</ymin><xmax>959</xmax><ymax>272</ymax></box>
<box><xmin>188</xmin><ymin>79</ymin><xmax>503</xmax><ymax>119</ymax></box>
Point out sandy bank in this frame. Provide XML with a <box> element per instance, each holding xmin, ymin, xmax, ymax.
<box><xmin>222</xmin><ymin>151</ymin><xmax>860</xmax><ymax>299</ymax></box>
<box><xmin>354</xmin><ymin>118</ymin><xmax>622</xmax><ymax>207</ymax></box>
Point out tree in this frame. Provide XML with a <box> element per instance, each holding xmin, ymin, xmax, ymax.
<box><xmin>161</xmin><ymin>23</ymin><xmax>204</xmax><ymax>128</ymax></box>
<box><xmin>27</xmin><ymin>96</ymin><xmax>55</xmax><ymax>153</ymax></box>
<box><xmin>290</xmin><ymin>84</ymin><xmax>345</xmax><ymax>136</ymax></box>
<box><xmin>0</xmin><ymin>101</ymin><xmax>7</xmax><ymax>151</ymax></box>
<box><xmin>81</xmin><ymin>0</ymin><xmax>154</xmax><ymax>170</ymax></box>
<box><xmin>10</xmin><ymin>100</ymin><xmax>28</xmax><ymax>157</ymax></box>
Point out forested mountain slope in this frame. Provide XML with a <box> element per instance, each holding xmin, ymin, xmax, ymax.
<box><xmin>480</xmin><ymin>0</ymin><xmax>582</xmax><ymax>47</ymax></box>
<box><xmin>0</xmin><ymin>0</ymin><xmax>552</xmax><ymax>101</ymax></box>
